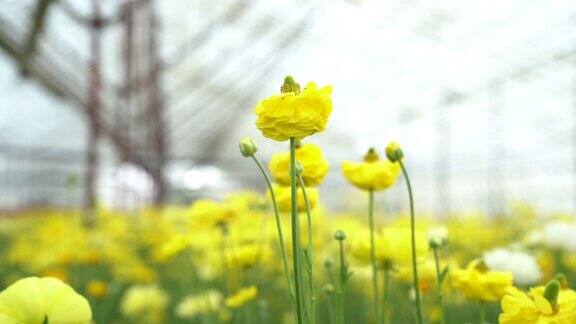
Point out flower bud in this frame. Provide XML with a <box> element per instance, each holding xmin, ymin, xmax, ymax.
<box><xmin>363</xmin><ymin>147</ymin><xmax>380</xmax><ymax>163</ymax></box>
<box><xmin>239</xmin><ymin>137</ymin><xmax>258</xmax><ymax>157</ymax></box>
<box><xmin>280</xmin><ymin>76</ymin><xmax>301</xmax><ymax>94</ymax></box>
<box><xmin>334</xmin><ymin>230</ymin><xmax>346</xmax><ymax>241</ymax></box>
<box><xmin>429</xmin><ymin>237</ymin><xmax>445</xmax><ymax>249</ymax></box>
<box><xmin>544</xmin><ymin>280</ymin><xmax>560</xmax><ymax>310</ymax></box>
<box><xmin>324</xmin><ymin>259</ymin><xmax>334</xmax><ymax>269</ymax></box>
<box><xmin>385</xmin><ymin>141</ymin><xmax>404</xmax><ymax>162</ymax></box>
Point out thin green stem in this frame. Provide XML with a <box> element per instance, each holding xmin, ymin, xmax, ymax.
<box><xmin>399</xmin><ymin>160</ymin><xmax>423</xmax><ymax>324</ymax></box>
<box><xmin>368</xmin><ymin>189</ymin><xmax>381</xmax><ymax>323</ymax></box>
<box><xmin>298</xmin><ymin>175</ymin><xmax>316</xmax><ymax>324</ymax></box>
<box><xmin>337</xmin><ymin>239</ymin><xmax>346</xmax><ymax>324</ymax></box>
<box><xmin>382</xmin><ymin>265</ymin><xmax>391</xmax><ymax>324</ymax></box>
<box><xmin>479</xmin><ymin>302</ymin><xmax>485</xmax><ymax>324</ymax></box>
<box><xmin>433</xmin><ymin>247</ymin><xmax>447</xmax><ymax>324</ymax></box>
<box><xmin>290</xmin><ymin>137</ymin><xmax>305</xmax><ymax>324</ymax></box>
<box><xmin>250</xmin><ymin>155</ymin><xmax>294</xmax><ymax>301</ymax></box>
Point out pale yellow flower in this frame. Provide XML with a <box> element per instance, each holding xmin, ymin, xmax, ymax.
<box><xmin>500</xmin><ymin>286</ymin><xmax>576</xmax><ymax>324</ymax></box>
<box><xmin>0</xmin><ymin>277</ymin><xmax>92</xmax><ymax>324</ymax></box>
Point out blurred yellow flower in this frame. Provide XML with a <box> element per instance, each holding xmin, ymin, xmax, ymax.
<box><xmin>254</xmin><ymin>77</ymin><xmax>333</xmax><ymax>142</ymax></box>
<box><xmin>273</xmin><ymin>184</ymin><xmax>319</xmax><ymax>213</ymax></box>
<box><xmin>176</xmin><ymin>290</ymin><xmax>223</xmax><ymax>319</ymax></box>
<box><xmin>269</xmin><ymin>143</ymin><xmax>330</xmax><ymax>187</ymax></box>
<box><xmin>451</xmin><ymin>259</ymin><xmax>513</xmax><ymax>302</ymax></box>
<box><xmin>0</xmin><ymin>277</ymin><xmax>92</xmax><ymax>324</ymax></box>
<box><xmin>341</xmin><ymin>148</ymin><xmax>401</xmax><ymax>191</ymax></box>
<box><xmin>352</xmin><ymin>227</ymin><xmax>428</xmax><ymax>266</ymax></box>
<box><xmin>225</xmin><ymin>286</ymin><xmax>258</xmax><ymax>308</ymax></box>
<box><xmin>226</xmin><ymin>243</ymin><xmax>271</xmax><ymax>269</ymax></box>
<box><xmin>188</xmin><ymin>199</ymin><xmax>235</xmax><ymax>227</ymax></box>
<box><xmin>87</xmin><ymin>280</ymin><xmax>108</xmax><ymax>298</ymax></box>
<box><xmin>121</xmin><ymin>284</ymin><xmax>169</xmax><ymax>323</ymax></box>
<box><xmin>500</xmin><ymin>286</ymin><xmax>576</xmax><ymax>324</ymax></box>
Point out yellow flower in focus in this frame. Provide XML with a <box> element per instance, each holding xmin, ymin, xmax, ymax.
<box><xmin>451</xmin><ymin>259</ymin><xmax>513</xmax><ymax>302</ymax></box>
<box><xmin>0</xmin><ymin>277</ymin><xmax>92</xmax><ymax>324</ymax></box>
<box><xmin>176</xmin><ymin>290</ymin><xmax>223</xmax><ymax>319</ymax></box>
<box><xmin>269</xmin><ymin>143</ymin><xmax>330</xmax><ymax>187</ymax></box>
<box><xmin>225</xmin><ymin>286</ymin><xmax>258</xmax><ymax>309</ymax></box>
<box><xmin>341</xmin><ymin>148</ymin><xmax>401</xmax><ymax>191</ymax></box>
<box><xmin>500</xmin><ymin>285</ymin><xmax>576</xmax><ymax>324</ymax></box>
<box><xmin>254</xmin><ymin>77</ymin><xmax>333</xmax><ymax>142</ymax></box>
<box><xmin>87</xmin><ymin>280</ymin><xmax>108</xmax><ymax>298</ymax></box>
<box><xmin>121</xmin><ymin>284</ymin><xmax>169</xmax><ymax>323</ymax></box>
<box><xmin>272</xmin><ymin>184</ymin><xmax>319</xmax><ymax>213</ymax></box>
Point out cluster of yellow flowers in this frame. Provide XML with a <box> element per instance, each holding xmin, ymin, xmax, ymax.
<box><xmin>0</xmin><ymin>76</ymin><xmax>573</xmax><ymax>323</ymax></box>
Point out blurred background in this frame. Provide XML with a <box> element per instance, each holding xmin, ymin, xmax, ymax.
<box><xmin>0</xmin><ymin>0</ymin><xmax>574</xmax><ymax>216</ymax></box>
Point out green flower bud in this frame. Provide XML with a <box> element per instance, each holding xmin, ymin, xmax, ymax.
<box><xmin>280</xmin><ymin>76</ymin><xmax>301</xmax><ymax>94</ymax></box>
<box><xmin>239</xmin><ymin>137</ymin><xmax>258</xmax><ymax>157</ymax></box>
<box><xmin>334</xmin><ymin>230</ymin><xmax>346</xmax><ymax>241</ymax></box>
<box><xmin>363</xmin><ymin>147</ymin><xmax>380</xmax><ymax>163</ymax></box>
<box><xmin>429</xmin><ymin>237</ymin><xmax>445</xmax><ymax>249</ymax></box>
<box><xmin>385</xmin><ymin>141</ymin><xmax>404</xmax><ymax>162</ymax></box>
<box><xmin>324</xmin><ymin>259</ymin><xmax>334</xmax><ymax>269</ymax></box>
<box><xmin>544</xmin><ymin>280</ymin><xmax>561</xmax><ymax>310</ymax></box>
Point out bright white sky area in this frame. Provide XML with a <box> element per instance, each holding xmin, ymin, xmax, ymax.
<box><xmin>0</xmin><ymin>0</ymin><xmax>575</xmax><ymax>214</ymax></box>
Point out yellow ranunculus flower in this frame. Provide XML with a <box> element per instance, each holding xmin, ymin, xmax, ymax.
<box><xmin>225</xmin><ymin>286</ymin><xmax>258</xmax><ymax>308</ymax></box>
<box><xmin>254</xmin><ymin>77</ymin><xmax>333</xmax><ymax>142</ymax></box>
<box><xmin>269</xmin><ymin>143</ymin><xmax>330</xmax><ymax>187</ymax></box>
<box><xmin>272</xmin><ymin>184</ymin><xmax>319</xmax><ymax>213</ymax></box>
<box><xmin>341</xmin><ymin>148</ymin><xmax>401</xmax><ymax>191</ymax></box>
<box><xmin>450</xmin><ymin>259</ymin><xmax>513</xmax><ymax>302</ymax></box>
<box><xmin>0</xmin><ymin>277</ymin><xmax>92</xmax><ymax>324</ymax></box>
<box><xmin>500</xmin><ymin>286</ymin><xmax>576</xmax><ymax>324</ymax></box>
<box><xmin>188</xmin><ymin>199</ymin><xmax>235</xmax><ymax>227</ymax></box>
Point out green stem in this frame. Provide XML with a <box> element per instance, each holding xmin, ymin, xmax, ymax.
<box><xmin>479</xmin><ymin>302</ymin><xmax>485</xmax><ymax>324</ymax></box>
<box><xmin>219</xmin><ymin>226</ymin><xmax>229</xmax><ymax>294</ymax></box>
<box><xmin>399</xmin><ymin>160</ymin><xmax>423</xmax><ymax>324</ymax></box>
<box><xmin>290</xmin><ymin>137</ymin><xmax>305</xmax><ymax>324</ymax></box>
<box><xmin>433</xmin><ymin>247</ymin><xmax>447</xmax><ymax>324</ymax></box>
<box><xmin>250</xmin><ymin>155</ymin><xmax>294</xmax><ymax>301</ymax></box>
<box><xmin>368</xmin><ymin>189</ymin><xmax>381</xmax><ymax>323</ymax></box>
<box><xmin>337</xmin><ymin>239</ymin><xmax>346</xmax><ymax>324</ymax></box>
<box><xmin>298</xmin><ymin>175</ymin><xmax>316</xmax><ymax>324</ymax></box>
<box><xmin>382</xmin><ymin>265</ymin><xmax>390</xmax><ymax>324</ymax></box>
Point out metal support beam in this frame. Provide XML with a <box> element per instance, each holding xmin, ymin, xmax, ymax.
<box><xmin>20</xmin><ymin>0</ymin><xmax>53</xmax><ymax>76</ymax></box>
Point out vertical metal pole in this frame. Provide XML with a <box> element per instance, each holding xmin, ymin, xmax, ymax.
<box><xmin>145</xmin><ymin>0</ymin><xmax>167</xmax><ymax>205</ymax></box>
<box><xmin>84</xmin><ymin>0</ymin><xmax>103</xmax><ymax>211</ymax></box>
